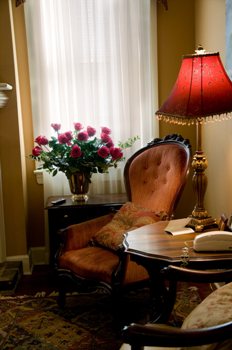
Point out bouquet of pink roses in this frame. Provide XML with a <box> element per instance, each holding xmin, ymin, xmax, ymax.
<box><xmin>30</xmin><ymin>122</ymin><xmax>138</xmax><ymax>181</ymax></box>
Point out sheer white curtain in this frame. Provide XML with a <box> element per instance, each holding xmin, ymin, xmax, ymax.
<box><xmin>24</xmin><ymin>0</ymin><xmax>158</xmax><ymax>200</ymax></box>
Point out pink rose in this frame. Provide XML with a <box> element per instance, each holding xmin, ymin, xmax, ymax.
<box><xmin>78</xmin><ymin>131</ymin><xmax>89</xmax><ymax>141</ymax></box>
<box><xmin>101</xmin><ymin>126</ymin><xmax>111</xmax><ymax>135</ymax></box>
<box><xmin>74</xmin><ymin>122</ymin><xmax>83</xmax><ymax>131</ymax></box>
<box><xmin>58</xmin><ymin>133</ymin><xmax>69</xmax><ymax>144</ymax></box>
<box><xmin>64</xmin><ymin>131</ymin><xmax>72</xmax><ymax>141</ymax></box>
<box><xmin>101</xmin><ymin>133</ymin><xmax>112</xmax><ymax>143</ymax></box>
<box><xmin>35</xmin><ymin>135</ymin><xmax>48</xmax><ymax>145</ymax></box>
<box><xmin>70</xmin><ymin>144</ymin><xmax>82</xmax><ymax>158</ymax></box>
<box><xmin>110</xmin><ymin>147</ymin><xmax>123</xmax><ymax>160</ymax></box>
<box><xmin>106</xmin><ymin>140</ymin><xmax>114</xmax><ymax>148</ymax></box>
<box><xmin>87</xmin><ymin>126</ymin><xmax>96</xmax><ymax>137</ymax></box>
<box><xmin>51</xmin><ymin>123</ymin><xmax>61</xmax><ymax>131</ymax></box>
<box><xmin>97</xmin><ymin>146</ymin><xmax>110</xmax><ymax>158</ymax></box>
<box><xmin>32</xmin><ymin>146</ymin><xmax>42</xmax><ymax>156</ymax></box>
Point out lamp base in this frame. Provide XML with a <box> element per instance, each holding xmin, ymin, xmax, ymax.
<box><xmin>187</xmin><ymin>216</ymin><xmax>218</xmax><ymax>233</ymax></box>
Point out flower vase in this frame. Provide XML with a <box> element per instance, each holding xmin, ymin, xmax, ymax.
<box><xmin>68</xmin><ymin>172</ymin><xmax>90</xmax><ymax>202</ymax></box>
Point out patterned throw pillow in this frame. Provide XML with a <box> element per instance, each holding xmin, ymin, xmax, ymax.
<box><xmin>92</xmin><ymin>202</ymin><xmax>167</xmax><ymax>252</ymax></box>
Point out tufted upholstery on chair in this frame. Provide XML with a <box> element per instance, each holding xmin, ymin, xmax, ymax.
<box><xmin>124</xmin><ymin>140</ymin><xmax>191</xmax><ymax>213</ymax></box>
<box><xmin>55</xmin><ymin>134</ymin><xmax>191</xmax><ymax>306</ymax></box>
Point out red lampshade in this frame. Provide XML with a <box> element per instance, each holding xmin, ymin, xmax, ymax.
<box><xmin>156</xmin><ymin>50</ymin><xmax>232</xmax><ymax>124</ymax></box>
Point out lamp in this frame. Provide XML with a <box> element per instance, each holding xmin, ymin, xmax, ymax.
<box><xmin>156</xmin><ymin>47</ymin><xmax>232</xmax><ymax>232</ymax></box>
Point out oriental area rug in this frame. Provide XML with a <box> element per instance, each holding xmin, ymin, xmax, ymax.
<box><xmin>0</xmin><ymin>283</ymin><xmax>214</xmax><ymax>350</ymax></box>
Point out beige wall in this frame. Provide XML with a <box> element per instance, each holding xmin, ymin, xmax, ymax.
<box><xmin>195</xmin><ymin>0</ymin><xmax>232</xmax><ymax>220</ymax></box>
<box><xmin>11</xmin><ymin>3</ymin><xmax>45</xmax><ymax>249</ymax></box>
<box><xmin>157</xmin><ymin>0</ymin><xmax>229</xmax><ymax>220</ymax></box>
<box><xmin>0</xmin><ymin>1</ymin><xmax>44</xmax><ymax>266</ymax></box>
<box><xmin>157</xmin><ymin>0</ymin><xmax>196</xmax><ymax>217</ymax></box>
<box><xmin>0</xmin><ymin>0</ymin><xmax>27</xmax><ymax>257</ymax></box>
<box><xmin>0</xmin><ymin>0</ymin><xmax>229</xmax><ymax>266</ymax></box>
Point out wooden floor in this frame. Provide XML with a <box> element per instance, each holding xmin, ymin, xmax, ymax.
<box><xmin>15</xmin><ymin>265</ymin><xmax>57</xmax><ymax>296</ymax></box>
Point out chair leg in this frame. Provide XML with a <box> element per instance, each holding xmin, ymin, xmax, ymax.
<box><xmin>111</xmin><ymin>288</ymin><xmax>123</xmax><ymax>330</ymax></box>
<box><xmin>57</xmin><ymin>289</ymin><xmax>66</xmax><ymax>308</ymax></box>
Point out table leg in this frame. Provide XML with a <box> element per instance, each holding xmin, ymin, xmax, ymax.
<box><xmin>142</xmin><ymin>262</ymin><xmax>178</xmax><ymax>323</ymax></box>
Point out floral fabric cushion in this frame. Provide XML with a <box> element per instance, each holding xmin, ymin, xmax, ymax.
<box><xmin>92</xmin><ymin>202</ymin><xmax>166</xmax><ymax>251</ymax></box>
<box><xmin>120</xmin><ymin>283</ymin><xmax>232</xmax><ymax>350</ymax></box>
<box><xmin>178</xmin><ymin>282</ymin><xmax>232</xmax><ymax>350</ymax></box>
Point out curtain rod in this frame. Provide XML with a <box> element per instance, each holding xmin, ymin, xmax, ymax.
<box><xmin>15</xmin><ymin>0</ymin><xmax>168</xmax><ymax>10</ymax></box>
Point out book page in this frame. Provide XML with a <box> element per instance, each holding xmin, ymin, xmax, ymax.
<box><xmin>165</xmin><ymin>218</ymin><xmax>194</xmax><ymax>235</ymax></box>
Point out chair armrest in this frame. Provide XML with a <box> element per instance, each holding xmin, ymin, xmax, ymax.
<box><xmin>162</xmin><ymin>265</ymin><xmax>232</xmax><ymax>283</ymax></box>
<box><xmin>122</xmin><ymin>321</ymin><xmax>232</xmax><ymax>349</ymax></box>
<box><xmin>61</xmin><ymin>213</ymin><xmax>115</xmax><ymax>250</ymax></box>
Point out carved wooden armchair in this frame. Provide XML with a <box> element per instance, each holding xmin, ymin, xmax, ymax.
<box><xmin>55</xmin><ymin>134</ymin><xmax>191</xmax><ymax>306</ymax></box>
<box><xmin>121</xmin><ymin>265</ymin><xmax>232</xmax><ymax>350</ymax></box>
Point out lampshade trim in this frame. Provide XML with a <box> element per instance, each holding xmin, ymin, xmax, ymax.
<box><xmin>155</xmin><ymin>51</ymin><xmax>232</xmax><ymax>121</ymax></box>
<box><xmin>183</xmin><ymin>51</ymin><xmax>219</xmax><ymax>59</ymax></box>
<box><xmin>156</xmin><ymin>111</ymin><xmax>232</xmax><ymax>125</ymax></box>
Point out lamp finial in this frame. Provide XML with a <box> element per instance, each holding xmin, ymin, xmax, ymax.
<box><xmin>195</xmin><ymin>45</ymin><xmax>205</xmax><ymax>55</ymax></box>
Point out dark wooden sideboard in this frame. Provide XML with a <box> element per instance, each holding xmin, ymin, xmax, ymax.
<box><xmin>46</xmin><ymin>193</ymin><xmax>127</xmax><ymax>264</ymax></box>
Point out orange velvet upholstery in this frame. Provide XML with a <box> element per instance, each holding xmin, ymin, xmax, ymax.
<box><xmin>56</xmin><ymin>134</ymin><xmax>191</xmax><ymax>306</ymax></box>
<box><xmin>63</xmin><ymin>213</ymin><xmax>115</xmax><ymax>251</ymax></box>
<box><xmin>124</xmin><ymin>142</ymin><xmax>190</xmax><ymax>213</ymax></box>
<box><xmin>59</xmin><ymin>246</ymin><xmax>120</xmax><ymax>285</ymax></box>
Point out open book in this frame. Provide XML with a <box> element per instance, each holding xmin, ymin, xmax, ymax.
<box><xmin>165</xmin><ymin>218</ymin><xmax>194</xmax><ymax>235</ymax></box>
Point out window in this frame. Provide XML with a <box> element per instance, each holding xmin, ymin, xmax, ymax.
<box><xmin>25</xmin><ymin>0</ymin><xmax>158</xmax><ymax>197</ymax></box>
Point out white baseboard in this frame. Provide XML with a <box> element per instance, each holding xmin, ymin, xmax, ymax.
<box><xmin>6</xmin><ymin>254</ymin><xmax>32</xmax><ymax>275</ymax></box>
<box><xmin>29</xmin><ymin>246</ymin><xmax>49</xmax><ymax>266</ymax></box>
<box><xmin>6</xmin><ymin>247</ymin><xmax>49</xmax><ymax>275</ymax></box>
